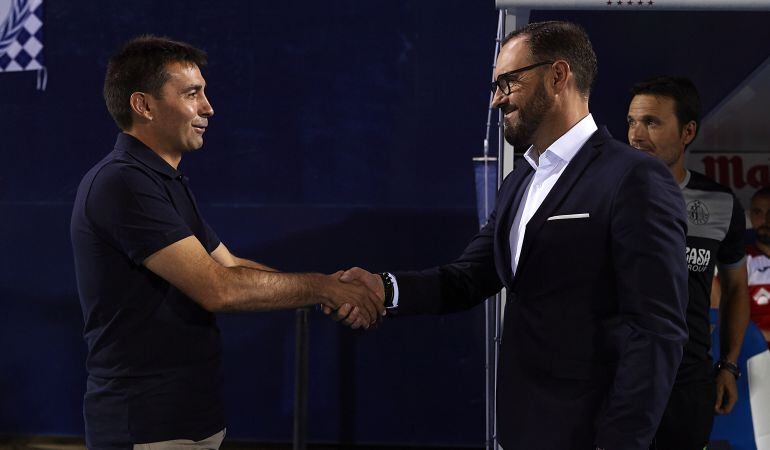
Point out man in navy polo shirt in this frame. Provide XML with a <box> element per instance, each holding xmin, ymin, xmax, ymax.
<box><xmin>70</xmin><ymin>36</ymin><xmax>384</xmax><ymax>450</ymax></box>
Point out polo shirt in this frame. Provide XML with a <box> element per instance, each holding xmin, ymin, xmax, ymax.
<box><xmin>677</xmin><ymin>170</ymin><xmax>745</xmax><ymax>383</ymax></box>
<box><xmin>70</xmin><ymin>133</ymin><xmax>224</xmax><ymax>450</ymax></box>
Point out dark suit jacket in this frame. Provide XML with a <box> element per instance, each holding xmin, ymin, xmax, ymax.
<box><xmin>394</xmin><ymin>127</ymin><xmax>688</xmax><ymax>450</ymax></box>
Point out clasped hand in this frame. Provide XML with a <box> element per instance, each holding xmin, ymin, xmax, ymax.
<box><xmin>321</xmin><ymin>267</ymin><xmax>385</xmax><ymax>329</ymax></box>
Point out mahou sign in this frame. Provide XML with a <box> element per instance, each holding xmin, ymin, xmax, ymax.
<box><xmin>688</xmin><ymin>152</ymin><xmax>770</xmax><ymax>208</ymax></box>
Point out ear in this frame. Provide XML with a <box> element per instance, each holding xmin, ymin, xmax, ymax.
<box><xmin>129</xmin><ymin>92</ymin><xmax>153</xmax><ymax>121</ymax></box>
<box><xmin>681</xmin><ymin>120</ymin><xmax>697</xmax><ymax>146</ymax></box>
<box><xmin>549</xmin><ymin>60</ymin><xmax>570</xmax><ymax>94</ymax></box>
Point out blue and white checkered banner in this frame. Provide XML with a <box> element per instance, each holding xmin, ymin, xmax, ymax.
<box><xmin>0</xmin><ymin>0</ymin><xmax>46</xmax><ymax>89</ymax></box>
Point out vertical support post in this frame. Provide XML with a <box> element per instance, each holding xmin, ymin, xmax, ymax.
<box><xmin>293</xmin><ymin>308</ymin><xmax>310</xmax><ymax>450</ymax></box>
<box><xmin>485</xmin><ymin>9</ymin><xmax>507</xmax><ymax>450</ymax></box>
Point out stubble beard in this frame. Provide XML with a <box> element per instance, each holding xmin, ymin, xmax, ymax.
<box><xmin>504</xmin><ymin>78</ymin><xmax>553</xmax><ymax>151</ymax></box>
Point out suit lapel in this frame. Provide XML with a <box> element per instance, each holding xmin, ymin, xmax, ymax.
<box><xmin>494</xmin><ymin>162</ymin><xmax>534</xmax><ymax>288</ymax></box>
<box><xmin>513</xmin><ymin>127</ymin><xmax>610</xmax><ymax>286</ymax></box>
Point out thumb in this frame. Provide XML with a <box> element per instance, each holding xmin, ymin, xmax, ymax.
<box><xmin>340</xmin><ymin>267</ymin><xmax>362</xmax><ymax>282</ymax></box>
<box><xmin>714</xmin><ymin>384</ymin><xmax>724</xmax><ymax>412</ymax></box>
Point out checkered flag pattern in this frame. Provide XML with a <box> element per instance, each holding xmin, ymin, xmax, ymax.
<box><xmin>0</xmin><ymin>0</ymin><xmax>44</xmax><ymax>73</ymax></box>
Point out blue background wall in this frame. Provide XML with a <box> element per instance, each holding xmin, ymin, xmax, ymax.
<box><xmin>1</xmin><ymin>1</ymin><xmax>769</xmax><ymax>446</ymax></box>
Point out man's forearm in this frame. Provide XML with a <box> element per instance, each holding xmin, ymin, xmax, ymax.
<box><xmin>208</xmin><ymin>267</ymin><xmax>323</xmax><ymax>312</ymax></box>
<box><xmin>719</xmin><ymin>286</ymin><xmax>750</xmax><ymax>362</ymax></box>
<box><xmin>144</xmin><ymin>236</ymin><xmax>382</xmax><ymax>326</ymax></box>
<box><xmin>210</xmin><ymin>266</ymin><xmax>383</xmax><ymax>329</ymax></box>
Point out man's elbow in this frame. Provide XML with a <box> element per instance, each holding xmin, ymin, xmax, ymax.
<box><xmin>200</xmin><ymin>293</ymin><xmax>229</xmax><ymax>312</ymax></box>
<box><xmin>188</xmin><ymin>274</ymin><xmax>234</xmax><ymax>313</ymax></box>
<box><xmin>208</xmin><ymin>279</ymin><xmax>242</xmax><ymax>312</ymax></box>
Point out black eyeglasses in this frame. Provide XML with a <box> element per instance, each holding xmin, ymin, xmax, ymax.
<box><xmin>490</xmin><ymin>61</ymin><xmax>554</xmax><ymax>95</ymax></box>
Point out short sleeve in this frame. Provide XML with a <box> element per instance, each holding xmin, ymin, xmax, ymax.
<box><xmin>717</xmin><ymin>193</ymin><xmax>747</xmax><ymax>269</ymax></box>
<box><xmin>86</xmin><ymin>164</ymin><xmax>193</xmax><ymax>265</ymax></box>
<box><xmin>202</xmin><ymin>219</ymin><xmax>221</xmax><ymax>254</ymax></box>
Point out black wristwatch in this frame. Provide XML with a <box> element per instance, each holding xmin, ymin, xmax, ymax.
<box><xmin>715</xmin><ymin>359</ymin><xmax>741</xmax><ymax>379</ymax></box>
<box><xmin>378</xmin><ymin>272</ymin><xmax>394</xmax><ymax>308</ymax></box>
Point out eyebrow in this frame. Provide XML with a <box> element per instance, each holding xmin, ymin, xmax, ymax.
<box><xmin>627</xmin><ymin>114</ymin><xmax>661</xmax><ymax>122</ymax></box>
<box><xmin>181</xmin><ymin>84</ymin><xmax>204</xmax><ymax>93</ymax></box>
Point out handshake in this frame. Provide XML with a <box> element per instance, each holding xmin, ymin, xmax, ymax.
<box><xmin>316</xmin><ymin>267</ymin><xmax>387</xmax><ymax>330</ymax></box>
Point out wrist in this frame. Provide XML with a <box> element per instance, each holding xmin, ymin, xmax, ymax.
<box><xmin>378</xmin><ymin>272</ymin><xmax>394</xmax><ymax>307</ymax></box>
<box><xmin>307</xmin><ymin>273</ymin><xmax>334</xmax><ymax>306</ymax></box>
<box><xmin>715</xmin><ymin>359</ymin><xmax>741</xmax><ymax>379</ymax></box>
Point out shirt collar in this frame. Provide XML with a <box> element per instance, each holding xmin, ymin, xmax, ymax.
<box><xmin>114</xmin><ymin>132</ymin><xmax>182</xmax><ymax>179</ymax></box>
<box><xmin>523</xmin><ymin>113</ymin><xmax>598</xmax><ymax>169</ymax></box>
<box><xmin>679</xmin><ymin>169</ymin><xmax>691</xmax><ymax>189</ymax></box>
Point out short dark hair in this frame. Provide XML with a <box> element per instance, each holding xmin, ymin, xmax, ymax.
<box><xmin>103</xmin><ymin>35</ymin><xmax>207</xmax><ymax>130</ymax></box>
<box><xmin>501</xmin><ymin>21</ymin><xmax>597</xmax><ymax>98</ymax></box>
<box><xmin>630</xmin><ymin>76</ymin><xmax>701</xmax><ymax>131</ymax></box>
<box><xmin>753</xmin><ymin>186</ymin><xmax>770</xmax><ymax>201</ymax></box>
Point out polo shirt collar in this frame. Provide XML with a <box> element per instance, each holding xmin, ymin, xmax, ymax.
<box><xmin>114</xmin><ymin>132</ymin><xmax>181</xmax><ymax>179</ymax></box>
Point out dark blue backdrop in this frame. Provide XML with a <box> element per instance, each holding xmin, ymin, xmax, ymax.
<box><xmin>1</xmin><ymin>1</ymin><xmax>768</xmax><ymax>446</ymax></box>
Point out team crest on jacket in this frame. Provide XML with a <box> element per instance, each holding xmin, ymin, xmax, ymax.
<box><xmin>687</xmin><ymin>200</ymin><xmax>710</xmax><ymax>225</ymax></box>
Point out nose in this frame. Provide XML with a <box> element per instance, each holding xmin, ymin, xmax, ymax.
<box><xmin>628</xmin><ymin>122</ymin><xmax>647</xmax><ymax>145</ymax></box>
<box><xmin>199</xmin><ymin>92</ymin><xmax>214</xmax><ymax>118</ymax></box>
<box><xmin>491</xmin><ymin>88</ymin><xmax>507</xmax><ymax>109</ymax></box>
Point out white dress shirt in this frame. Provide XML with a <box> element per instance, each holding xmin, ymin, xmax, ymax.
<box><xmin>509</xmin><ymin>113</ymin><xmax>597</xmax><ymax>276</ymax></box>
<box><xmin>389</xmin><ymin>114</ymin><xmax>598</xmax><ymax>307</ymax></box>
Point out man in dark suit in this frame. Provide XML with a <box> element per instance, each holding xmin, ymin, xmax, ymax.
<box><xmin>331</xmin><ymin>21</ymin><xmax>688</xmax><ymax>450</ymax></box>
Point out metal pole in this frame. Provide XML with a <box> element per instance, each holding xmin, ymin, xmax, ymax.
<box><xmin>492</xmin><ymin>10</ymin><xmax>510</xmax><ymax>450</ymax></box>
<box><xmin>293</xmin><ymin>308</ymin><xmax>309</xmax><ymax>450</ymax></box>
<box><xmin>484</xmin><ymin>9</ymin><xmax>506</xmax><ymax>450</ymax></box>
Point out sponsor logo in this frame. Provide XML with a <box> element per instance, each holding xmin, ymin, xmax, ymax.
<box><xmin>690</xmin><ymin>153</ymin><xmax>770</xmax><ymax>210</ymax></box>
<box><xmin>702</xmin><ymin>155</ymin><xmax>769</xmax><ymax>190</ymax></box>
<box><xmin>754</xmin><ymin>287</ymin><xmax>770</xmax><ymax>306</ymax></box>
<box><xmin>687</xmin><ymin>200</ymin><xmax>710</xmax><ymax>225</ymax></box>
<box><xmin>686</xmin><ymin>246</ymin><xmax>711</xmax><ymax>272</ymax></box>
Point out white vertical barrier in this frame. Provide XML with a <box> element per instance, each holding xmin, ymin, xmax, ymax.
<box><xmin>748</xmin><ymin>351</ymin><xmax>770</xmax><ymax>449</ymax></box>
